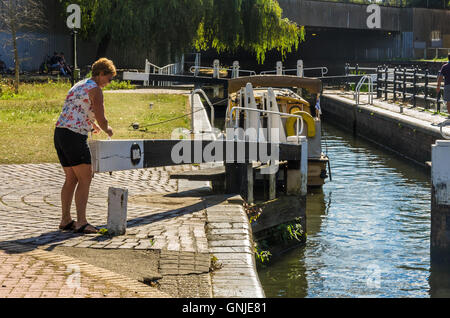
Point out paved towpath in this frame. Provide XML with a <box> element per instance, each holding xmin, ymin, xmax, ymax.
<box><xmin>0</xmin><ymin>162</ymin><xmax>264</xmax><ymax>298</ymax></box>
<box><xmin>0</xmin><ymin>163</ymin><xmax>211</xmax><ymax>298</ymax></box>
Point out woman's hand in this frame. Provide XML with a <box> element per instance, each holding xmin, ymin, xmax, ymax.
<box><xmin>92</xmin><ymin>123</ymin><xmax>101</xmax><ymax>134</ymax></box>
<box><xmin>106</xmin><ymin>126</ymin><xmax>114</xmax><ymax>138</ymax></box>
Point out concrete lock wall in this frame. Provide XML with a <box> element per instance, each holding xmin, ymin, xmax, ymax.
<box><xmin>321</xmin><ymin>95</ymin><xmax>442</xmax><ymax>165</ymax></box>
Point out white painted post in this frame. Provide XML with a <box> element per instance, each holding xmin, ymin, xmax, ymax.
<box><xmin>144</xmin><ymin>59</ymin><xmax>150</xmax><ymax>87</ymax></box>
<box><xmin>213</xmin><ymin>59</ymin><xmax>220</xmax><ymax>97</ymax></box>
<box><xmin>297</xmin><ymin>60</ymin><xmax>304</xmax><ymax>78</ymax></box>
<box><xmin>285</xmin><ymin>136</ymin><xmax>308</xmax><ymax>196</ymax></box>
<box><xmin>232</xmin><ymin>61</ymin><xmax>240</xmax><ymax>79</ymax></box>
<box><xmin>213</xmin><ymin>59</ymin><xmax>220</xmax><ymax>78</ymax></box>
<box><xmin>276</xmin><ymin>61</ymin><xmax>283</xmax><ymax>76</ymax></box>
<box><xmin>269</xmin><ymin>172</ymin><xmax>276</xmax><ymax>200</ymax></box>
<box><xmin>107</xmin><ymin>187</ymin><xmax>128</xmax><ymax>236</ymax></box>
<box><xmin>191</xmin><ymin>93</ymin><xmax>195</xmax><ymax>134</ymax></box>
<box><xmin>300</xmin><ymin>136</ymin><xmax>308</xmax><ymax>196</ymax></box>
<box><xmin>431</xmin><ymin>140</ymin><xmax>450</xmax><ymax>265</ymax></box>
<box><xmin>247</xmin><ymin>164</ymin><xmax>254</xmax><ymax>204</ymax></box>
<box><xmin>297</xmin><ymin>60</ymin><xmax>304</xmax><ymax>96</ymax></box>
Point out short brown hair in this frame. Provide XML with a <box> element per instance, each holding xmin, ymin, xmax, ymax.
<box><xmin>92</xmin><ymin>58</ymin><xmax>117</xmax><ymax>77</ymax></box>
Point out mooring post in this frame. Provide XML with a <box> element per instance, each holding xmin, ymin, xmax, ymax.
<box><xmin>269</xmin><ymin>170</ymin><xmax>277</xmax><ymax>200</ymax></box>
<box><xmin>213</xmin><ymin>59</ymin><xmax>220</xmax><ymax>79</ymax></box>
<box><xmin>286</xmin><ymin>136</ymin><xmax>308</xmax><ymax>196</ymax></box>
<box><xmin>232</xmin><ymin>61</ymin><xmax>240</xmax><ymax>79</ymax></box>
<box><xmin>276</xmin><ymin>61</ymin><xmax>283</xmax><ymax>76</ymax></box>
<box><xmin>107</xmin><ymin>187</ymin><xmax>128</xmax><ymax>236</ymax></box>
<box><xmin>300</xmin><ymin>136</ymin><xmax>308</xmax><ymax>196</ymax></box>
<box><xmin>297</xmin><ymin>60</ymin><xmax>304</xmax><ymax>78</ymax></box>
<box><xmin>247</xmin><ymin>163</ymin><xmax>254</xmax><ymax>204</ymax></box>
<box><xmin>431</xmin><ymin>140</ymin><xmax>450</xmax><ymax>265</ymax></box>
<box><xmin>213</xmin><ymin>59</ymin><xmax>220</xmax><ymax>97</ymax></box>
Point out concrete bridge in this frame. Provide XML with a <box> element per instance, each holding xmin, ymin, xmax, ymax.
<box><xmin>278</xmin><ymin>0</ymin><xmax>450</xmax><ymax>61</ymax></box>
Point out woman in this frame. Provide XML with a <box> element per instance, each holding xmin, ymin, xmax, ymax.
<box><xmin>54</xmin><ymin>58</ymin><xmax>115</xmax><ymax>234</ymax></box>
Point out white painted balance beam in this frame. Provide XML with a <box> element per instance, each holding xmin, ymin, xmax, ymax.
<box><xmin>89</xmin><ymin>140</ymin><xmax>144</xmax><ymax>173</ymax></box>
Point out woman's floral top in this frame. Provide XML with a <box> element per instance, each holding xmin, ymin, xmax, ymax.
<box><xmin>56</xmin><ymin>78</ymin><xmax>98</xmax><ymax>135</ymax></box>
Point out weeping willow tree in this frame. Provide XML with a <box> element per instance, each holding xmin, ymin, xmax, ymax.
<box><xmin>195</xmin><ymin>0</ymin><xmax>304</xmax><ymax>63</ymax></box>
<box><xmin>59</xmin><ymin>0</ymin><xmax>304</xmax><ymax>64</ymax></box>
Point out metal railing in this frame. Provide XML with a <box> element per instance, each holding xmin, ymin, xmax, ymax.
<box><xmin>376</xmin><ymin>65</ymin><xmax>447</xmax><ymax>113</ymax></box>
<box><xmin>189</xmin><ymin>66</ymin><xmax>257</xmax><ymax>78</ymax></box>
<box><xmin>228</xmin><ymin>106</ymin><xmax>305</xmax><ymax>144</ymax></box>
<box><xmin>355</xmin><ymin>75</ymin><xmax>374</xmax><ymax>106</ymax></box>
<box><xmin>345</xmin><ymin>63</ymin><xmax>378</xmax><ymax>76</ymax></box>
<box><xmin>189</xmin><ymin>60</ymin><xmax>327</xmax><ymax>79</ymax></box>
<box><xmin>144</xmin><ymin>59</ymin><xmax>179</xmax><ymax>87</ymax></box>
<box><xmin>190</xmin><ymin>89</ymin><xmax>215</xmax><ymax>133</ymax></box>
<box><xmin>422</xmin><ymin>47</ymin><xmax>450</xmax><ymax>60</ymax></box>
<box><xmin>260</xmin><ymin>67</ymin><xmax>328</xmax><ymax>77</ymax></box>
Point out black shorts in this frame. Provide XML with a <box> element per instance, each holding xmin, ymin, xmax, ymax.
<box><xmin>54</xmin><ymin>127</ymin><xmax>91</xmax><ymax>167</ymax></box>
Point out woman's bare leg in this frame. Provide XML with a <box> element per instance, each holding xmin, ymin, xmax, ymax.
<box><xmin>71</xmin><ymin>164</ymin><xmax>97</xmax><ymax>233</ymax></box>
<box><xmin>60</xmin><ymin>167</ymin><xmax>78</xmax><ymax>228</ymax></box>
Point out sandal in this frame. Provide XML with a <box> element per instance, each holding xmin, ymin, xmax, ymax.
<box><xmin>59</xmin><ymin>220</ymin><xmax>75</xmax><ymax>231</ymax></box>
<box><xmin>75</xmin><ymin>223</ymin><xmax>99</xmax><ymax>234</ymax></box>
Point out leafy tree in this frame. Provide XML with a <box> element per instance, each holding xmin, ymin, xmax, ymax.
<box><xmin>195</xmin><ymin>0</ymin><xmax>304</xmax><ymax>63</ymax></box>
<box><xmin>0</xmin><ymin>0</ymin><xmax>47</xmax><ymax>93</ymax></box>
<box><xmin>58</xmin><ymin>0</ymin><xmax>304</xmax><ymax>64</ymax></box>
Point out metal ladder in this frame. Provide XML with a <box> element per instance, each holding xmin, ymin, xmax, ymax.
<box><xmin>355</xmin><ymin>75</ymin><xmax>374</xmax><ymax>106</ymax></box>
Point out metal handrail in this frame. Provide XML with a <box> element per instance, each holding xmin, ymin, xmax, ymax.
<box><xmin>261</xmin><ymin>67</ymin><xmax>328</xmax><ymax>77</ymax></box>
<box><xmin>228</xmin><ymin>106</ymin><xmax>305</xmax><ymax>144</ymax></box>
<box><xmin>145</xmin><ymin>60</ymin><xmax>178</xmax><ymax>86</ymax></box>
<box><xmin>191</xmin><ymin>89</ymin><xmax>215</xmax><ymax>133</ymax></box>
<box><xmin>189</xmin><ymin>66</ymin><xmax>256</xmax><ymax>77</ymax></box>
<box><xmin>355</xmin><ymin>75</ymin><xmax>374</xmax><ymax>106</ymax></box>
<box><xmin>438</xmin><ymin>120</ymin><xmax>450</xmax><ymax>140</ymax></box>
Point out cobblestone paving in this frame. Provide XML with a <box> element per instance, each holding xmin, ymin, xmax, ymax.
<box><xmin>0</xmin><ymin>163</ymin><xmax>207</xmax><ymax>250</ymax></box>
<box><xmin>0</xmin><ymin>163</ymin><xmax>211</xmax><ymax>298</ymax></box>
<box><xmin>0</xmin><ymin>242</ymin><xmax>169</xmax><ymax>298</ymax></box>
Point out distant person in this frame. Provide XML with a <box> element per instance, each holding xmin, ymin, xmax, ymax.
<box><xmin>60</xmin><ymin>52</ymin><xmax>72</xmax><ymax>76</ymax></box>
<box><xmin>50</xmin><ymin>52</ymin><xmax>67</xmax><ymax>76</ymax></box>
<box><xmin>437</xmin><ymin>54</ymin><xmax>450</xmax><ymax>118</ymax></box>
<box><xmin>54</xmin><ymin>58</ymin><xmax>116</xmax><ymax>234</ymax></box>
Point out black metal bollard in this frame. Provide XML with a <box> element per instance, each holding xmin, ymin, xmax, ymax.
<box><xmin>384</xmin><ymin>66</ymin><xmax>388</xmax><ymax>101</ymax></box>
<box><xmin>424</xmin><ymin>68</ymin><xmax>429</xmax><ymax>110</ymax></box>
<box><xmin>393</xmin><ymin>67</ymin><xmax>397</xmax><ymax>102</ymax></box>
<box><xmin>413</xmin><ymin>68</ymin><xmax>417</xmax><ymax>108</ymax></box>
<box><xmin>402</xmin><ymin>67</ymin><xmax>406</xmax><ymax>103</ymax></box>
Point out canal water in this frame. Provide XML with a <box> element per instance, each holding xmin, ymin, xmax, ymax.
<box><xmin>257</xmin><ymin>122</ymin><xmax>437</xmax><ymax>298</ymax></box>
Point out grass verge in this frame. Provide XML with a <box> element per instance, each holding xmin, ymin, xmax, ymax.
<box><xmin>0</xmin><ymin>81</ymin><xmax>190</xmax><ymax>164</ymax></box>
